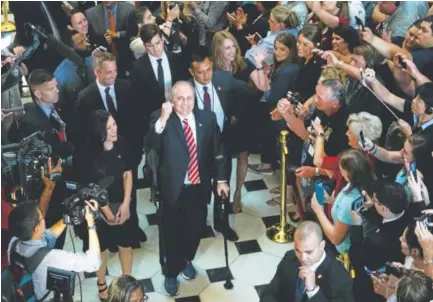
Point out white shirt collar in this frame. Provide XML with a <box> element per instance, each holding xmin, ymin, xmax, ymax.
<box><xmin>175</xmin><ymin>111</ymin><xmax>194</xmax><ymax>123</ymax></box>
<box><xmin>96</xmin><ymin>80</ymin><xmax>113</xmax><ymax>92</ymax></box>
<box><xmin>194</xmin><ymin>79</ymin><xmax>212</xmax><ymax>92</ymax></box>
<box><xmin>308</xmin><ymin>251</ymin><xmax>326</xmax><ymax>272</ymax></box>
<box><xmin>383</xmin><ymin>211</ymin><xmax>405</xmax><ymax>224</ymax></box>
<box><xmin>148</xmin><ymin>51</ymin><xmax>167</xmax><ymax>63</ymax></box>
<box><xmin>421</xmin><ymin>118</ymin><xmax>433</xmax><ymax>130</ymax></box>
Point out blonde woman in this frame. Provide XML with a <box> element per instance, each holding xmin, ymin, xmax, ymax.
<box><xmin>211</xmin><ymin>30</ymin><xmax>261</xmax><ymax>213</ymax></box>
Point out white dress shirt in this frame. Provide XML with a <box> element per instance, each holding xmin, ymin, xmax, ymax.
<box><xmin>303</xmin><ymin>251</ymin><xmax>326</xmax><ymax>299</ymax></box>
<box><xmin>148</xmin><ymin>51</ymin><xmax>172</xmax><ymax>92</ymax></box>
<box><xmin>155</xmin><ymin>112</ymin><xmax>198</xmax><ymax>184</ymax></box>
<box><xmin>194</xmin><ymin>80</ymin><xmax>225</xmax><ymax>132</ymax></box>
<box><xmin>96</xmin><ymin>81</ymin><xmax>118</xmax><ymax>111</ymax></box>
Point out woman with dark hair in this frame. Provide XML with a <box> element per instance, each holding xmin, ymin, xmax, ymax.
<box><xmin>331</xmin><ymin>25</ymin><xmax>360</xmax><ymax>63</ymax></box>
<box><xmin>66</xmin><ymin>9</ymin><xmax>107</xmax><ymax>49</ymax></box>
<box><xmin>249</xmin><ymin>32</ymin><xmax>300</xmax><ymax>175</ymax></box>
<box><xmin>107</xmin><ymin>275</ymin><xmax>147</xmax><ymax>302</ymax></box>
<box><xmin>311</xmin><ymin>149</ymin><xmax>376</xmax><ymax>254</ymax></box>
<box><xmin>295</xmin><ymin>24</ymin><xmax>324</xmax><ymax>100</ymax></box>
<box><xmin>80</xmin><ymin>110</ymin><xmax>141</xmax><ymax>301</ymax></box>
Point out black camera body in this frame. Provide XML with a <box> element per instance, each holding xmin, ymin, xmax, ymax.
<box><xmin>62</xmin><ymin>177</ymin><xmax>112</xmax><ymax>225</ymax></box>
<box><xmin>1</xmin><ymin>132</ymin><xmax>71</xmax><ymax>200</ymax></box>
<box><xmin>289</xmin><ymin>92</ymin><xmax>303</xmax><ymax>105</ymax></box>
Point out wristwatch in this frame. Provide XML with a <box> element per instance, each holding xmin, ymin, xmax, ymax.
<box><xmin>424</xmin><ymin>259</ymin><xmax>433</xmax><ymax>265</ymax></box>
<box><xmin>88</xmin><ymin>224</ymin><xmax>97</xmax><ymax>231</ymax></box>
<box><xmin>317</xmin><ymin>132</ymin><xmax>325</xmax><ymax>138</ymax></box>
<box><xmin>315</xmin><ymin>167</ymin><xmax>320</xmax><ymax>177</ymax></box>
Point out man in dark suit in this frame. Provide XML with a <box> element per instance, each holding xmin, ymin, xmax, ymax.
<box><xmin>129</xmin><ymin>24</ymin><xmax>185</xmax><ymax>167</ymax></box>
<box><xmin>18</xmin><ymin>69</ymin><xmax>74</xmax><ymax>249</ymax></box>
<box><xmin>85</xmin><ymin>1</ymin><xmax>137</xmax><ymax>78</ymax></box>
<box><xmin>189</xmin><ymin>49</ymin><xmax>255</xmax><ymax>242</ymax></box>
<box><xmin>74</xmin><ymin>51</ymin><xmax>131</xmax><ymax>181</ymax></box>
<box><xmin>261</xmin><ymin>221</ymin><xmax>354</xmax><ymax>302</ymax></box>
<box><xmin>146</xmin><ymin>81</ymin><xmax>229</xmax><ymax>296</ymax></box>
<box><xmin>73</xmin><ymin>52</ymin><xmax>146</xmax><ymax>242</ymax></box>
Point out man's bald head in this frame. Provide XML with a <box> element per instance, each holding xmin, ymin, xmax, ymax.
<box><xmin>295</xmin><ymin>221</ymin><xmax>323</xmax><ymax>242</ymax></box>
<box><xmin>171</xmin><ymin>81</ymin><xmax>195</xmax><ymax>118</ymax></box>
<box><xmin>294</xmin><ymin>221</ymin><xmax>325</xmax><ymax>266</ymax></box>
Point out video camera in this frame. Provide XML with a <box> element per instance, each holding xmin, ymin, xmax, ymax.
<box><xmin>1</xmin><ymin>132</ymin><xmax>72</xmax><ymax>199</ymax></box>
<box><xmin>62</xmin><ymin>177</ymin><xmax>113</xmax><ymax>225</ymax></box>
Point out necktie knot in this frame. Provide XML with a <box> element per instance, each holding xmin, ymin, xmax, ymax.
<box><xmin>157</xmin><ymin>58</ymin><xmax>163</xmax><ymax>65</ymax></box>
<box><xmin>105</xmin><ymin>87</ymin><xmax>110</xmax><ymax>95</ymax></box>
<box><xmin>183</xmin><ymin>118</ymin><xmax>188</xmax><ymax>126</ymax></box>
<box><xmin>203</xmin><ymin>86</ymin><xmax>208</xmax><ymax>93</ymax></box>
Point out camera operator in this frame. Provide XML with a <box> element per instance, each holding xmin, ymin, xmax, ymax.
<box><xmin>7</xmin><ymin>199</ymin><xmax>101</xmax><ymax>301</ymax></box>
<box><xmin>18</xmin><ymin>69</ymin><xmax>75</xmax><ymax>249</ymax></box>
<box><xmin>1</xmin><ymin>157</ymin><xmax>61</xmax><ymax>271</ymax></box>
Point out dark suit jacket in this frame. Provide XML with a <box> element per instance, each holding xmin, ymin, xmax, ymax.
<box><xmin>18</xmin><ymin>102</ymin><xmax>72</xmax><ymax>157</ymax></box>
<box><xmin>191</xmin><ymin>70</ymin><xmax>256</xmax><ymax>134</ymax></box>
<box><xmin>261</xmin><ymin>250</ymin><xmax>354</xmax><ymax>302</ymax></box>
<box><xmin>74</xmin><ymin>79</ymin><xmax>131</xmax><ymax>137</ymax></box>
<box><xmin>73</xmin><ymin>79</ymin><xmax>132</xmax><ymax>183</ymax></box>
<box><xmin>129</xmin><ymin>52</ymin><xmax>184</xmax><ymax>163</ymax></box>
<box><xmin>146</xmin><ymin>110</ymin><xmax>226</xmax><ymax>205</ymax></box>
<box><xmin>85</xmin><ymin>2</ymin><xmax>137</xmax><ymax>74</ymax></box>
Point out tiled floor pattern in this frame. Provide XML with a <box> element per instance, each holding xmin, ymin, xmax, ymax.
<box><xmin>64</xmin><ymin>155</ymin><xmax>298</xmax><ymax>301</ymax></box>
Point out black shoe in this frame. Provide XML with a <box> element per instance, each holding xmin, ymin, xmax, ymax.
<box><xmin>216</xmin><ymin>226</ymin><xmax>239</xmax><ymax>242</ymax></box>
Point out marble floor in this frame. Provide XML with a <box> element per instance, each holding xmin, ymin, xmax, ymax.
<box><xmin>64</xmin><ymin>155</ymin><xmax>298</xmax><ymax>302</ymax></box>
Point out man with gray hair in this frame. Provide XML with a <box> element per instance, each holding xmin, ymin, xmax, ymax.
<box><xmin>146</xmin><ymin>81</ymin><xmax>229</xmax><ymax>296</ymax></box>
<box><xmin>277</xmin><ymin>80</ymin><xmax>350</xmax><ymax>220</ymax></box>
<box><xmin>261</xmin><ymin>221</ymin><xmax>354</xmax><ymax>302</ymax></box>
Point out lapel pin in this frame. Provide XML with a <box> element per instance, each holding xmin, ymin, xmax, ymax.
<box><xmin>317</xmin><ymin>274</ymin><xmax>322</xmax><ymax>279</ymax></box>
<box><xmin>199</xmin><ymin>123</ymin><xmax>202</xmax><ymax>127</ymax></box>
<box><xmin>218</xmin><ymin>86</ymin><xmax>221</xmax><ymax>91</ymax></box>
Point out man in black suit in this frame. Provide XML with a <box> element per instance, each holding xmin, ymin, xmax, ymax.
<box><xmin>129</xmin><ymin>24</ymin><xmax>185</xmax><ymax>167</ymax></box>
<box><xmin>18</xmin><ymin>69</ymin><xmax>74</xmax><ymax>249</ymax></box>
<box><xmin>189</xmin><ymin>49</ymin><xmax>254</xmax><ymax>242</ymax></box>
<box><xmin>73</xmin><ymin>52</ymin><xmax>146</xmax><ymax>242</ymax></box>
<box><xmin>85</xmin><ymin>1</ymin><xmax>137</xmax><ymax>78</ymax></box>
<box><xmin>261</xmin><ymin>221</ymin><xmax>354</xmax><ymax>302</ymax></box>
<box><xmin>146</xmin><ymin>81</ymin><xmax>229</xmax><ymax>296</ymax></box>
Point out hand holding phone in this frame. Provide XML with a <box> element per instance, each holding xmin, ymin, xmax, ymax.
<box><xmin>355</xmin><ymin>16</ymin><xmax>365</xmax><ymax>31</ymax></box>
<box><xmin>315</xmin><ymin>181</ymin><xmax>325</xmax><ymax>206</ymax></box>
<box><xmin>253</xmin><ymin>32</ymin><xmax>262</xmax><ymax>43</ymax></box>
<box><xmin>398</xmin><ymin>55</ymin><xmax>407</xmax><ymax>69</ymax></box>
<box><xmin>359</xmin><ymin>130</ymin><xmax>366</xmax><ymax>150</ymax></box>
<box><xmin>410</xmin><ymin>160</ymin><xmax>417</xmax><ymax>181</ymax></box>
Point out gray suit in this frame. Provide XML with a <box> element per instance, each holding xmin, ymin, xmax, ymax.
<box><xmin>193</xmin><ymin>2</ymin><xmax>229</xmax><ymax>46</ymax></box>
<box><xmin>85</xmin><ymin>2</ymin><xmax>137</xmax><ymax>76</ymax></box>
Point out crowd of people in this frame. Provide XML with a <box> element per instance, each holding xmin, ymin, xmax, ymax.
<box><xmin>1</xmin><ymin>1</ymin><xmax>433</xmax><ymax>301</ymax></box>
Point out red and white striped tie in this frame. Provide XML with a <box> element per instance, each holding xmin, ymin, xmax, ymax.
<box><xmin>183</xmin><ymin>118</ymin><xmax>200</xmax><ymax>184</ymax></box>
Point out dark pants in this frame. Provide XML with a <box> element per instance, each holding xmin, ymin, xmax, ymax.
<box><xmin>161</xmin><ymin>184</ymin><xmax>207</xmax><ymax>278</ymax></box>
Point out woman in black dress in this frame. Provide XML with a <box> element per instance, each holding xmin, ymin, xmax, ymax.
<box><xmin>87</xmin><ymin>110</ymin><xmax>141</xmax><ymax>301</ymax></box>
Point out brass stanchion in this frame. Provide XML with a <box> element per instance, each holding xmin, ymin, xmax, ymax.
<box><xmin>1</xmin><ymin>1</ymin><xmax>16</xmax><ymax>33</ymax></box>
<box><xmin>266</xmin><ymin>130</ymin><xmax>296</xmax><ymax>243</ymax></box>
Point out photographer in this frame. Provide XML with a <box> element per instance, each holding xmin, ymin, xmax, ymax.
<box><xmin>7</xmin><ymin>199</ymin><xmax>101</xmax><ymax>301</ymax></box>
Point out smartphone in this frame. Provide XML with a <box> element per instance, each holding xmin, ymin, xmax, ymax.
<box><xmin>169</xmin><ymin>1</ymin><xmax>179</xmax><ymax>9</ymax></box>
<box><xmin>355</xmin><ymin>16</ymin><xmax>365</xmax><ymax>31</ymax></box>
<box><xmin>315</xmin><ymin>181</ymin><xmax>325</xmax><ymax>206</ymax></box>
<box><xmin>410</xmin><ymin>160</ymin><xmax>417</xmax><ymax>180</ymax></box>
<box><xmin>385</xmin><ymin>262</ymin><xmax>404</xmax><ymax>278</ymax></box>
<box><xmin>364</xmin><ymin>266</ymin><xmax>387</xmax><ymax>277</ymax></box>
<box><xmin>253</xmin><ymin>32</ymin><xmax>262</xmax><ymax>43</ymax></box>
<box><xmin>352</xmin><ymin>196</ymin><xmax>364</xmax><ymax>212</ymax></box>
<box><xmin>97</xmin><ymin>45</ymin><xmax>107</xmax><ymax>52</ymax></box>
<box><xmin>288</xmin><ymin>165</ymin><xmax>300</xmax><ymax>173</ymax></box>
<box><xmin>359</xmin><ymin>130</ymin><xmax>366</xmax><ymax>150</ymax></box>
<box><xmin>398</xmin><ymin>55</ymin><xmax>407</xmax><ymax>69</ymax></box>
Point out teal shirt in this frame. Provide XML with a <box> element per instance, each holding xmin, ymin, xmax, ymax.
<box><xmin>331</xmin><ymin>183</ymin><xmax>362</xmax><ymax>254</ymax></box>
<box><xmin>395</xmin><ymin>169</ymin><xmax>413</xmax><ymax>201</ymax></box>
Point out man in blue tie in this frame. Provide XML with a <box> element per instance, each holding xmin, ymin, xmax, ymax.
<box><xmin>261</xmin><ymin>221</ymin><xmax>354</xmax><ymax>302</ymax></box>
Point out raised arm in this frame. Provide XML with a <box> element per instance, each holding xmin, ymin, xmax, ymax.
<box><xmin>360</xmin><ymin>27</ymin><xmax>411</xmax><ymax>59</ymax></box>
